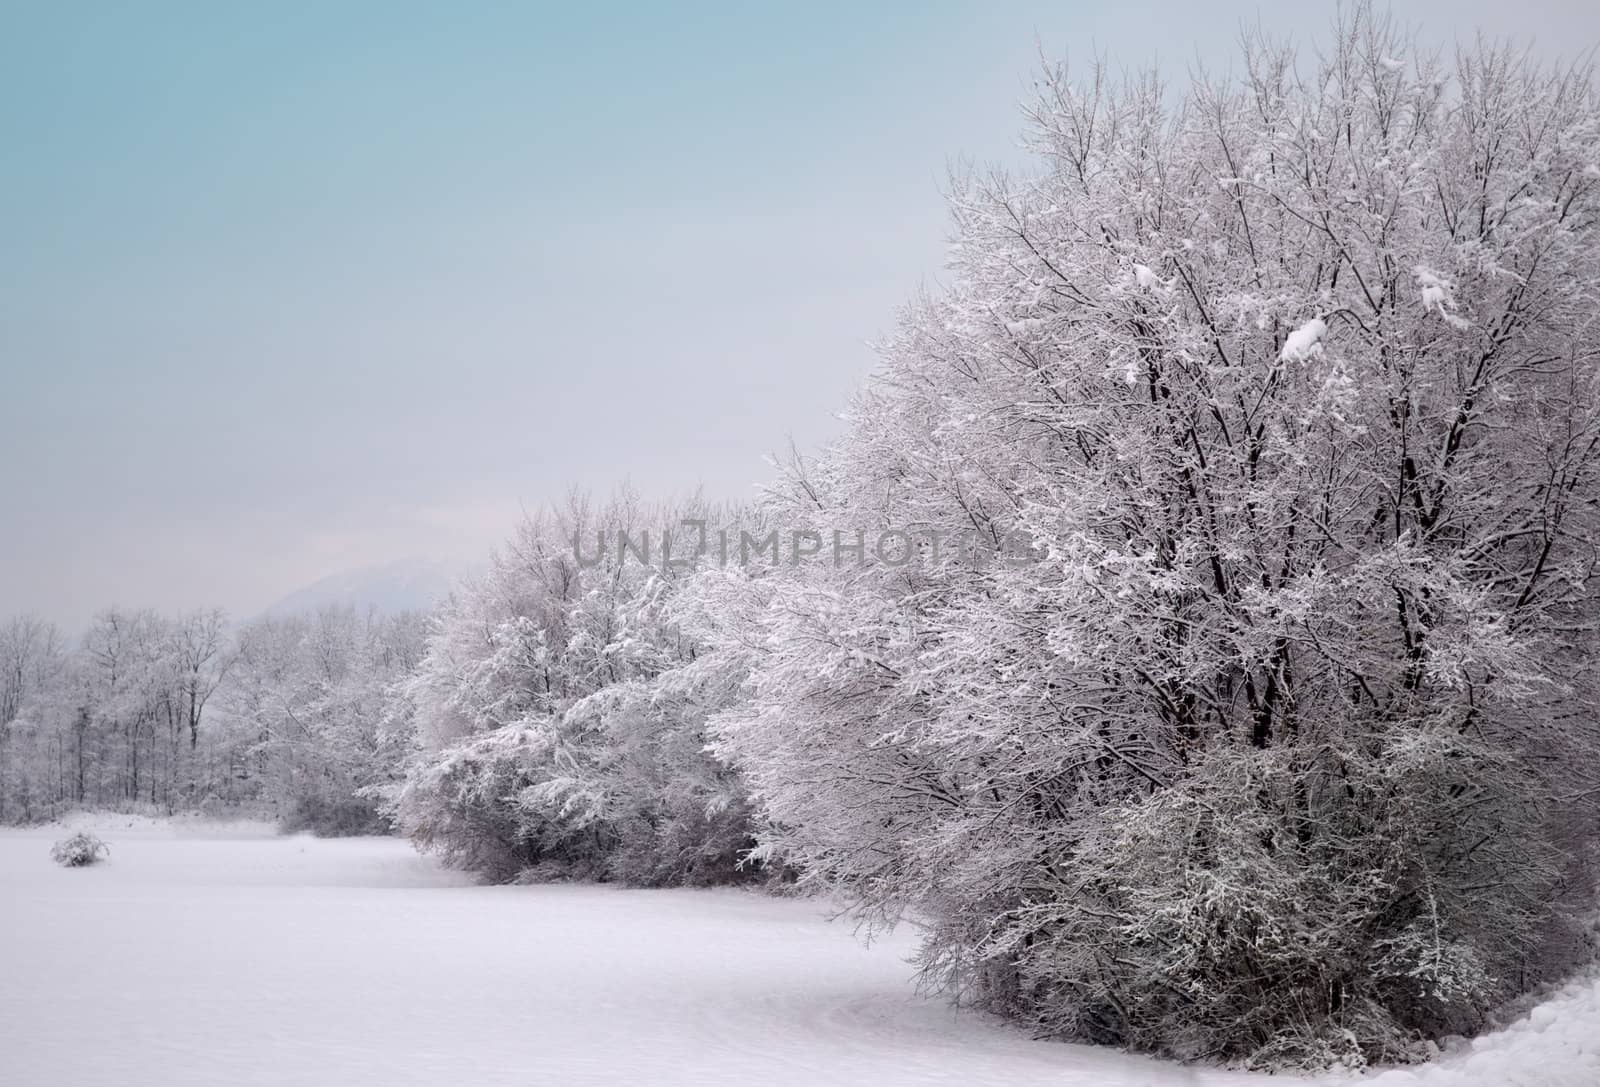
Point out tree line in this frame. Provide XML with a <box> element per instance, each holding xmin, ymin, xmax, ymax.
<box><xmin>0</xmin><ymin>606</ymin><xmax>423</xmax><ymax>832</ymax></box>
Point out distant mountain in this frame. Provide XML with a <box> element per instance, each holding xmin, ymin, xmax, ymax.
<box><xmin>262</xmin><ymin>558</ymin><xmax>479</xmax><ymax>619</ymax></box>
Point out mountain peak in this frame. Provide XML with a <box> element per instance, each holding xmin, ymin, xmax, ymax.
<box><xmin>261</xmin><ymin>557</ymin><xmax>478</xmax><ymax>618</ymax></box>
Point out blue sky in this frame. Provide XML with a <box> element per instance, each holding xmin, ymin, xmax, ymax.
<box><xmin>3</xmin><ymin>1</ymin><xmax>1597</xmax><ymax>627</ymax></box>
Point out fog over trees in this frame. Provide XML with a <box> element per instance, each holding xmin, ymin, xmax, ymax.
<box><xmin>5</xmin><ymin>5</ymin><xmax>1600</xmax><ymax>1072</ymax></box>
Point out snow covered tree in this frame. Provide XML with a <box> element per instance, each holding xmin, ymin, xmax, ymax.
<box><xmin>171</xmin><ymin>609</ymin><xmax>230</xmax><ymax>753</ymax></box>
<box><xmin>0</xmin><ymin>615</ymin><xmax>67</xmax><ymax>822</ymax></box>
<box><xmin>79</xmin><ymin>608</ymin><xmax>174</xmax><ymax>807</ymax></box>
<box><xmin>701</xmin><ymin>6</ymin><xmax>1600</xmax><ymax>1067</ymax></box>
<box><xmin>390</xmin><ymin>494</ymin><xmax>761</xmax><ymax>885</ymax></box>
<box><xmin>226</xmin><ymin>606</ymin><xmax>426</xmax><ymax>834</ymax></box>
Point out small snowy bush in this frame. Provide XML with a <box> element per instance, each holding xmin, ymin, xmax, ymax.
<box><xmin>50</xmin><ymin>832</ymin><xmax>109</xmax><ymax>867</ymax></box>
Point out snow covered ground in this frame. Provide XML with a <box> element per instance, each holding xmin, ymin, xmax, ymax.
<box><xmin>0</xmin><ymin>817</ymin><xmax>1594</xmax><ymax>1087</ymax></box>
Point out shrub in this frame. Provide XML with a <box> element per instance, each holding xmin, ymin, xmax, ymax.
<box><xmin>50</xmin><ymin>832</ymin><xmax>109</xmax><ymax>867</ymax></box>
<box><xmin>278</xmin><ymin>794</ymin><xmax>392</xmax><ymax>837</ymax></box>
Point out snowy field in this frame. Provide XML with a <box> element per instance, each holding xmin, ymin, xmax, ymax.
<box><xmin>0</xmin><ymin>818</ymin><xmax>1595</xmax><ymax>1087</ymax></box>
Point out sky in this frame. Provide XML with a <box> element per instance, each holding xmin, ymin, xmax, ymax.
<box><xmin>3</xmin><ymin>1</ymin><xmax>1598</xmax><ymax>629</ymax></box>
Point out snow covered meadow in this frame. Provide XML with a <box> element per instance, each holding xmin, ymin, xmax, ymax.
<box><xmin>2</xmin><ymin>816</ymin><xmax>1595</xmax><ymax>1087</ymax></box>
<box><xmin>0</xmin><ymin>817</ymin><xmax>1220</xmax><ymax>1087</ymax></box>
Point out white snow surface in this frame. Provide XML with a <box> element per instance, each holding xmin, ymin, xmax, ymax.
<box><xmin>1281</xmin><ymin>317</ymin><xmax>1328</xmax><ymax>362</ymax></box>
<box><xmin>1</xmin><ymin>817</ymin><xmax>1596</xmax><ymax>1087</ymax></box>
<box><xmin>1414</xmin><ymin>266</ymin><xmax>1471</xmax><ymax>329</ymax></box>
<box><xmin>1132</xmin><ymin>263</ymin><xmax>1165</xmax><ymax>291</ymax></box>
